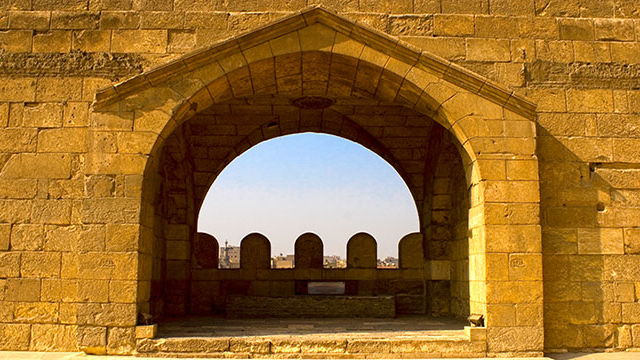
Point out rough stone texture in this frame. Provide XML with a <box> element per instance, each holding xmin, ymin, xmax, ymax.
<box><xmin>0</xmin><ymin>0</ymin><xmax>638</xmax><ymax>356</ymax></box>
<box><xmin>0</xmin><ymin>52</ymin><xmax>145</xmax><ymax>79</ymax></box>
<box><xmin>294</xmin><ymin>233</ymin><xmax>323</xmax><ymax>269</ymax></box>
<box><xmin>226</xmin><ymin>296</ymin><xmax>395</xmax><ymax>318</ymax></box>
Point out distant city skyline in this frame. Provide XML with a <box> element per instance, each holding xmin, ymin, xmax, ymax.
<box><xmin>198</xmin><ymin>133</ymin><xmax>420</xmax><ymax>258</ymax></box>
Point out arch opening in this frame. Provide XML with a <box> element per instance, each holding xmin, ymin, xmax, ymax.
<box><xmin>143</xmin><ymin>89</ymin><xmax>471</xmax><ymax>328</ymax></box>
<box><xmin>197</xmin><ymin>132</ymin><xmax>421</xmax><ymax>268</ymax></box>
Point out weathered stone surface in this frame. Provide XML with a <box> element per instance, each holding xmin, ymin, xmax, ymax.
<box><xmin>526</xmin><ymin>61</ymin><xmax>640</xmax><ymax>89</ymax></box>
<box><xmin>0</xmin><ymin>324</ymin><xmax>31</xmax><ymax>350</ymax></box>
<box><xmin>0</xmin><ymin>52</ymin><xmax>144</xmax><ymax>78</ymax></box>
<box><xmin>30</xmin><ymin>324</ymin><xmax>78</xmax><ymax>351</ymax></box>
<box><xmin>347</xmin><ymin>233</ymin><xmax>377</xmax><ymax>268</ymax></box>
<box><xmin>0</xmin><ymin>3</ymin><xmax>639</xmax><ymax>356</ymax></box>
<box><xmin>294</xmin><ymin>233</ymin><xmax>323</xmax><ymax>269</ymax></box>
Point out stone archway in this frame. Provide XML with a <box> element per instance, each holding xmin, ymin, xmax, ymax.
<box><xmin>87</xmin><ymin>6</ymin><xmax>542</xmax><ymax>357</ymax></box>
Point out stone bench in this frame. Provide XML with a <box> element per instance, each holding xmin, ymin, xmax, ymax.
<box><xmin>225</xmin><ymin>295</ymin><xmax>395</xmax><ymax>318</ymax></box>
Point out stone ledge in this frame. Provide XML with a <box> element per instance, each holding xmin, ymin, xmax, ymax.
<box><xmin>226</xmin><ymin>295</ymin><xmax>395</xmax><ymax>318</ymax></box>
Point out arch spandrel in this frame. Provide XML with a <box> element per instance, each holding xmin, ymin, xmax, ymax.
<box><xmin>92</xmin><ymin>7</ymin><xmax>537</xmax><ymax>154</ymax></box>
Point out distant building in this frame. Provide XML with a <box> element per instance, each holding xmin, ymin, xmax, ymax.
<box><xmin>323</xmin><ymin>255</ymin><xmax>346</xmax><ymax>268</ymax></box>
<box><xmin>377</xmin><ymin>257</ymin><xmax>399</xmax><ymax>269</ymax></box>
<box><xmin>272</xmin><ymin>254</ymin><xmax>295</xmax><ymax>268</ymax></box>
<box><xmin>219</xmin><ymin>242</ymin><xmax>240</xmax><ymax>269</ymax></box>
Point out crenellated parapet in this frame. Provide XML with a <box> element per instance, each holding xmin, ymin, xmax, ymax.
<box><xmin>194</xmin><ymin>231</ymin><xmax>428</xmax><ymax>271</ymax></box>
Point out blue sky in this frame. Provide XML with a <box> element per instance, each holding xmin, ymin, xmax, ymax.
<box><xmin>197</xmin><ymin>133</ymin><xmax>419</xmax><ymax>258</ymax></box>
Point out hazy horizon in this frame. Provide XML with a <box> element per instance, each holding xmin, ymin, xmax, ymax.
<box><xmin>197</xmin><ymin>133</ymin><xmax>420</xmax><ymax>258</ymax></box>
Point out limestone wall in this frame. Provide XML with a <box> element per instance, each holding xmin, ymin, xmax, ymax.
<box><xmin>0</xmin><ymin>0</ymin><xmax>638</xmax><ymax>355</ymax></box>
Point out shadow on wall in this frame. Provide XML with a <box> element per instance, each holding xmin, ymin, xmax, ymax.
<box><xmin>538</xmin><ymin>126</ymin><xmax>637</xmax><ymax>351</ymax></box>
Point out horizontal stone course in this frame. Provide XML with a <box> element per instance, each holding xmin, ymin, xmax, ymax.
<box><xmin>226</xmin><ymin>296</ymin><xmax>396</xmax><ymax>318</ymax></box>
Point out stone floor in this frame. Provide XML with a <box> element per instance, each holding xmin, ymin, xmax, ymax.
<box><xmin>1</xmin><ymin>351</ymin><xmax>640</xmax><ymax>360</ymax></box>
<box><xmin>156</xmin><ymin>315</ymin><xmax>467</xmax><ymax>339</ymax></box>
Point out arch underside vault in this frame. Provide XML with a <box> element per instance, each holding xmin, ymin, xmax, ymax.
<box><xmin>89</xmin><ymin>6</ymin><xmax>542</xmax><ymax>357</ymax></box>
<box><xmin>156</xmin><ymin>87</ymin><xmax>470</xmax><ymax>318</ymax></box>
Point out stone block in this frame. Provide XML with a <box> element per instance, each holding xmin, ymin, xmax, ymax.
<box><xmin>487</xmin><ymin>304</ymin><xmax>515</xmax><ymax>326</ymax></box>
<box><xmin>567</xmin><ymin>89</ymin><xmax>614</xmax><ymax>113</ymax></box>
<box><xmin>45</xmin><ymin>225</ymin><xmax>105</xmax><ymax>252</ymax></box>
<box><xmin>193</xmin><ymin>232</ymin><xmax>218</xmax><ymax>269</ymax></box>
<box><xmin>0</xmin><ymin>324</ymin><xmax>31</xmax><ymax>350</ymax></box>
<box><xmin>433</xmin><ymin>15</ymin><xmax>474</xmax><ymax>36</ymax></box>
<box><xmin>230</xmin><ymin>338</ymin><xmax>270</xmax><ymax>353</ymax></box>
<box><xmin>99</xmin><ymin>11</ymin><xmax>140</xmax><ymax>29</ymax></box>
<box><xmin>474</xmin><ymin>15</ymin><xmax>517</xmax><ymax>38</ymax></box>
<box><xmin>105</xmin><ymin>224</ymin><xmax>138</xmax><ymax>252</ymax></box>
<box><xmin>31</xmin><ymin>324</ymin><xmax>78</xmax><ymax>351</ymax></box>
<box><xmin>11</xmin><ymin>224</ymin><xmax>44</xmax><ymax>251</ymax></box>
<box><xmin>399</xmin><ymin>233</ymin><xmax>423</xmax><ymax>269</ymax></box>
<box><xmin>487</xmin><ymin>280</ymin><xmax>543</xmax><ymax>303</ymax></box>
<box><xmin>466</xmin><ymin>38</ymin><xmax>511</xmax><ymax>62</ymax></box>
<box><xmin>21</xmin><ymin>103</ymin><xmax>63</xmax><ymax>128</ymax></box>
<box><xmin>168</xmin><ymin>29</ymin><xmax>196</xmax><ymax>52</ymax></box>
<box><xmin>84</xmin><ymin>153</ymin><xmax>147</xmax><ymax>175</ymax></box>
<box><xmin>574</xmin><ymin>41</ymin><xmax>611</xmax><ymax>63</ymax></box>
<box><xmin>9</xmin><ymin>11</ymin><xmax>49</xmax><ymax>30</ymax></box>
<box><xmin>0</xmin><ymin>179</ymin><xmax>37</xmax><ymax>199</ymax></box>
<box><xmin>0</xmin><ymin>224</ymin><xmax>9</xmax><ymax>250</ymax></box>
<box><xmin>300</xmin><ymin>339</ymin><xmax>347</xmax><ymax>353</ymax></box>
<box><xmin>577</xmin><ymin>228</ymin><xmax>624</xmax><ymax>255</ymax></box>
<box><xmin>109</xmin><ymin>280</ymin><xmax>137</xmax><ymax>303</ymax></box>
<box><xmin>624</xmin><ymin>228</ymin><xmax>640</xmax><ymax>254</ymax></box>
<box><xmin>77</xmin><ymin>303</ymin><xmax>136</xmax><ymax>327</ymax></box>
<box><xmin>465</xmin><ymin>326</ymin><xmax>487</xmax><ymax>341</ymax></box>
<box><xmin>38</xmin><ymin>128</ymin><xmax>87</xmax><ymax>153</ymax></box>
<box><xmin>74</xmin><ymin>252</ymin><xmax>137</xmax><ymax>280</ymax></box>
<box><xmin>116</xmin><ymin>131</ymin><xmax>156</xmax><ymax>153</ymax></box>
<box><xmin>32</xmin><ymin>31</ymin><xmax>72</xmax><ymax>52</ymax></box>
<box><xmin>508</xmin><ymin>254</ymin><xmax>542</xmax><ymax>281</ymax></box>
<box><xmin>78</xmin><ymin>279</ymin><xmax>110</xmax><ymax>302</ymax></box>
<box><xmin>51</xmin><ymin>11</ymin><xmax>99</xmax><ymax>29</ymax></box>
<box><xmin>111</xmin><ymin>30</ymin><xmax>167</xmax><ymax>53</ymax></box>
<box><xmin>6</xmin><ymin>278</ymin><xmax>40</xmax><ymax>302</ymax></box>
<box><xmin>240</xmin><ymin>233</ymin><xmax>270</xmax><ymax>270</ymax></box>
<box><xmin>487</xmin><ymin>326</ymin><xmax>543</xmax><ymax>353</ymax></box>
<box><xmin>0</xmin><ymin>30</ymin><xmax>32</xmax><ymax>52</ymax></box>
<box><xmin>32</xmin><ymin>0</ymin><xmax>87</xmax><ymax>10</ymax></box>
<box><xmin>347</xmin><ymin>233</ymin><xmax>377</xmax><ymax>268</ymax></box>
<box><xmin>294</xmin><ymin>233</ymin><xmax>323</xmax><ymax>269</ymax></box>
<box><xmin>135</xmin><ymin>324</ymin><xmax>157</xmax><ymax>339</ymax></box>
<box><xmin>402</xmin><ymin>37</ymin><xmax>465</xmax><ymax>60</ymax></box>
<box><xmin>30</xmin><ymin>200</ymin><xmax>72</xmax><ymax>225</ymax></box>
<box><xmin>0</xmin><ymin>252</ymin><xmax>20</xmax><ymax>277</ymax></box>
<box><xmin>72</xmin><ymin>30</ymin><xmax>111</xmax><ymax>52</ymax></box>
<box><xmin>37</xmin><ymin>78</ymin><xmax>83</xmax><ymax>102</ymax></box>
<box><xmin>622</xmin><ymin>303</ymin><xmax>640</xmax><ymax>323</ymax></box>
<box><xmin>0</xmin><ymin>78</ymin><xmax>37</xmax><ymax>102</ymax></box>
<box><xmin>559</xmin><ymin>18</ymin><xmax>595</xmax><ymax>40</ymax></box>
<box><xmin>77</xmin><ymin>326</ymin><xmax>107</xmax><ymax>354</ymax></box>
<box><xmin>516</xmin><ymin>303</ymin><xmax>543</xmax><ymax>327</ymax></box>
<box><xmin>41</xmin><ymin>279</ymin><xmax>79</xmax><ymax>302</ymax></box>
<box><xmin>0</xmin><ymin>200</ymin><xmax>32</xmax><ymax>224</ymax></box>
<box><xmin>21</xmin><ymin>252</ymin><xmax>61</xmax><ymax>278</ymax></box>
<box><xmin>441</xmin><ymin>0</ymin><xmax>488</xmax><ymax>14</ymax></box>
<box><xmin>595</xmin><ymin>19</ymin><xmax>635</xmax><ymax>41</ymax></box>
<box><xmin>14</xmin><ymin>302</ymin><xmax>59</xmax><ymax>323</ymax></box>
